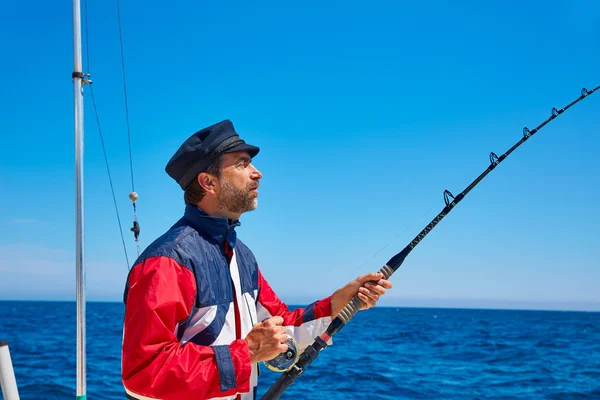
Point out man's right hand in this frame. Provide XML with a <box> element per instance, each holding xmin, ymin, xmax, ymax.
<box><xmin>245</xmin><ymin>316</ymin><xmax>289</xmax><ymax>363</ymax></box>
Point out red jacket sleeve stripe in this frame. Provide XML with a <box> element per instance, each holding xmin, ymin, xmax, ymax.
<box><xmin>256</xmin><ymin>268</ymin><xmax>331</xmax><ymax>327</ymax></box>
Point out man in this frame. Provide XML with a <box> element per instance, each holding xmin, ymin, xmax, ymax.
<box><xmin>121</xmin><ymin>120</ymin><xmax>392</xmax><ymax>400</ymax></box>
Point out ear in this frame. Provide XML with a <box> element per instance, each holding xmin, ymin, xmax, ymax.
<box><xmin>197</xmin><ymin>172</ymin><xmax>218</xmax><ymax>194</ymax></box>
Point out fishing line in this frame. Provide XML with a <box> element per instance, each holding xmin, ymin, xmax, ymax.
<box><xmin>350</xmin><ymin>204</ymin><xmax>439</xmax><ymax>274</ymax></box>
<box><xmin>262</xmin><ymin>202</ymin><xmax>438</xmax><ymax>373</ymax></box>
<box><xmin>264</xmin><ymin>198</ymin><xmax>438</xmax><ymax>333</ymax></box>
<box><xmin>261</xmin><ymin>85</ymin><xmax>599</xmax><ymax>399</ymax></box>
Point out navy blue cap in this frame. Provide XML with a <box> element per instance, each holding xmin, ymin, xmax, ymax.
<box><xmin>166</xmin><ymin>120</ymin><xmax>260</xmax><ymax>189</ymax></box>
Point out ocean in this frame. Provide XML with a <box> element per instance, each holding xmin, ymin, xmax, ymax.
<box><xmin>0</xmin><ymin>301</ymin><xmax>598</xmax><ymax>399</ymax></box>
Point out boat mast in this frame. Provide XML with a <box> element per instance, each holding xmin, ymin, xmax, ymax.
<box><xmin>72</xmin><ymin>0</ymin><xmax>88</xmax><ymax>398</ymax></box>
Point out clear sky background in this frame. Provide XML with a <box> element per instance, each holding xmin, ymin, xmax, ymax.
<box><xmin>1</xmin><ymin>0</ymin><xmax>598</xmax><ymax>310</ymax></box>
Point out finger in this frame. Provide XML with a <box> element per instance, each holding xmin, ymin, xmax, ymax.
<box><xmin>273</xmin><ymin>326</ymin><xmax>287</xmax><ymax>336</ymax></box>
<box><xmin>267</xmin><ymin>325</ymin><xmax>287</xmax><ymax>337</ymax></box>
<box><xmin>358</xmin><ymin>288</ymin><xmax>378</xmax><ymax>303</ymax></box>
<box><xmin>359</xmin><ymin>287</ymin><xmax>379</xmax><ymax>302</ymax></box>
<box><xmin>276</xmin><ymin>342</ymin><xmax>289</xmax><ymax>353</ymax></box>
<box><xmin>276</xmin><ymin>333</ymin><xmax>289</xmax><ymax>343</ymax></box>
<box><xmin>264</xmin><ymin>316</ymin><xmax>284</xmax><ymax>327</ymax></box>
<box><xmin>267</xmin><ymin>325</ymin><xmax>280</xmax><ymax>336</ymax></box>
<box><xmin>357</xmin><ymin>272</ymin><xmax>383</xmax><ymax>284</ymax></box>
<box><xmin>377</xmin><ymin>279</ymin><xmax>393</xmax><ymax>289</ymax></box>
<box><xmin>357</xmin><ymin>291</ymin><xmax>376</xmax><ymax>308</ymax></box>
<box><xmin>365</xmin><ymin>282</ymin><xmax>387</xmax><ymax>296</ymax></box>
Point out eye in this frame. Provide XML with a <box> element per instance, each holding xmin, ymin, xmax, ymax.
<box><xmin>237</xmin><ymin>158</ymin><xmax>251</xmax><ymax>168</ymax></box>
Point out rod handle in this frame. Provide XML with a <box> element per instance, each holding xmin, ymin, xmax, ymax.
<box><xmin>335</xmin><ymin>264</ymin><xmax>393</xmax><ymax>325</ymax></box>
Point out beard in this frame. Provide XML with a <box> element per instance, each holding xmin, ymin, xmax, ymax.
<box><xmin>217</xmin><ymin>178</ymin><xmax>258</xmax><ymax>215</ymax></box>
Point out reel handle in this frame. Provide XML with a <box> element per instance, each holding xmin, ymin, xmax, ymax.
<box><xmin>263</xmin><ymin>336</ymin><xmax>299</xmax><ymax>372</ymax></box>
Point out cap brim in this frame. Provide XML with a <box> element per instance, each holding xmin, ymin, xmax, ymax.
<box><xmin>222</xmin><ymin>143</ymin><xmax>260</xmax><ymax>158</ymax></box>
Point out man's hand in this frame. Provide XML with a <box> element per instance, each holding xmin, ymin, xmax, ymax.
<box><xmin>330</xmin><ymin>272</ymin><xmax>393</xmax><ymax>318</ymax></box>
<box><xmin>245</xmin><ymin>316</ymin><xmax>289</xmax><ymax>363</ymax></box>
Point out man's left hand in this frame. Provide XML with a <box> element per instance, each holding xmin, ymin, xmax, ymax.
<box><xmin>330</xmin><ymin>272</ymin><xmax>393</xmax><ymax>318</ymax></box>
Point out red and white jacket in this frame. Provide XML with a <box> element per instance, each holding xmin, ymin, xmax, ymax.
<box><xmin>122</xmin><ymin>205</ymin><xmax>332</xmax><ymax>400</ymax></box>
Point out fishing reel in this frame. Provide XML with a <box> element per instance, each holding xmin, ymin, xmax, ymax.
<box><xmin>263</xmin><ymin>336</ymin><xmax>299</xmax><ymax>372</ymax></box>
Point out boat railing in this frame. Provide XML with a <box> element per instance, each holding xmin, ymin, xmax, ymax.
<box><xmin>0</xmin><ymin>340</ymin><xmax>20</xmax><ymax>400</ymax></box>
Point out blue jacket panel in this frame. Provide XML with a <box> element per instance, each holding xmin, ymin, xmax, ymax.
<box><xmin>124</xmin><ymin>204</ymin><xmax>259</xmax><ymax>308</ymax></box>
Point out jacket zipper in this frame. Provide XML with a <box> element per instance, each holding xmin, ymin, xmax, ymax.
<box><xmin>224</xmin><ymin>234</ymin><xmax>244</xmax><ymax>400</ymax></box>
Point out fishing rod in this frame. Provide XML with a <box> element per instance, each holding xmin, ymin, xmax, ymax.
<box><xmin>261</xmin><ymin>85</ymin><xmax>599</xmax><ymax>400</ymax></box>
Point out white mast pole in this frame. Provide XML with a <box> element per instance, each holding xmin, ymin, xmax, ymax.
<box><xmin>72</xmin><ymin>0</ymin><xmax>87</xmax><ymax>398</ymax></box>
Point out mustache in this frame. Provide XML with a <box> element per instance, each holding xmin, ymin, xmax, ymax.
<box><xmin>248</xmin><ymin>180</ymin><xmax>260</xmax><ymax>190</ymax></box>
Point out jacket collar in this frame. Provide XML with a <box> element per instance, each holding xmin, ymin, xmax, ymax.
<box><xmin>183</xmin><ymin>204</ymin><xmax>240</xmax><ymax>249</ymax></box>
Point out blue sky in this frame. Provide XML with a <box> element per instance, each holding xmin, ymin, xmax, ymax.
<box><xmin>1</xmin><ymin>0</ymin><xmax>598</xmax><ymax>310</ymax></box>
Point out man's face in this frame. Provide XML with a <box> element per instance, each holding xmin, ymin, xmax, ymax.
<box><xmin>216</xmin><ymin>151</ymin><xmax>262</xmax><ymax>216</ymax></box>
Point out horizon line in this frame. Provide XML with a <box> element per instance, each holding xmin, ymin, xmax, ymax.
<box><xmin>1</xmin><ymin>298</ymin><xmax>598</xmax><ymax>313</ymax></box>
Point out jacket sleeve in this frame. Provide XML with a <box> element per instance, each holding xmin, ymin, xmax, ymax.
<box><xmin>255</xmin><ymin>267</ymin><xmax>333</xmax><ymax>351</ymax></box>
<box><xmin>122</xmin><ymin>256</ymin><xmax>252</xmax><ymax>400</ymax></box>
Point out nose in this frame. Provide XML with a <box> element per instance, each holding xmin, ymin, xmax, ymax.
<box><xmin>249</xmin><ymin>163</ymin><xmax>262</xmax><ymax>180</ymax></box>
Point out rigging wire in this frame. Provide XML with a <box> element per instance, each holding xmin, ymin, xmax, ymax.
<box><xmin>115</xmin><ymin>0</ymin><xmax>141</xmax><ymax>257</ymax></box>
<box><xmin>115</xmin><ymin>0</ymin><xmax>136</xmax><ymax>194</ymax></box>
<box><xmin>82</xmin><ymin>0</ymin><xmax>132</xmax><ymax>269</ymax></box>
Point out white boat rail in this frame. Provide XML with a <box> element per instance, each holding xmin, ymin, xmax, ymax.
<box><xmin>0</xmin><ymin>340</ymin><xmax>20</xmax><ymax>400</ymax></box>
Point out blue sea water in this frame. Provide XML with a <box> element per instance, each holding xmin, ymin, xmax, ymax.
<box><xmin>0</xmin><ymin>301</ymin><xmax>598</xmax><ymax>399</ymax></box>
